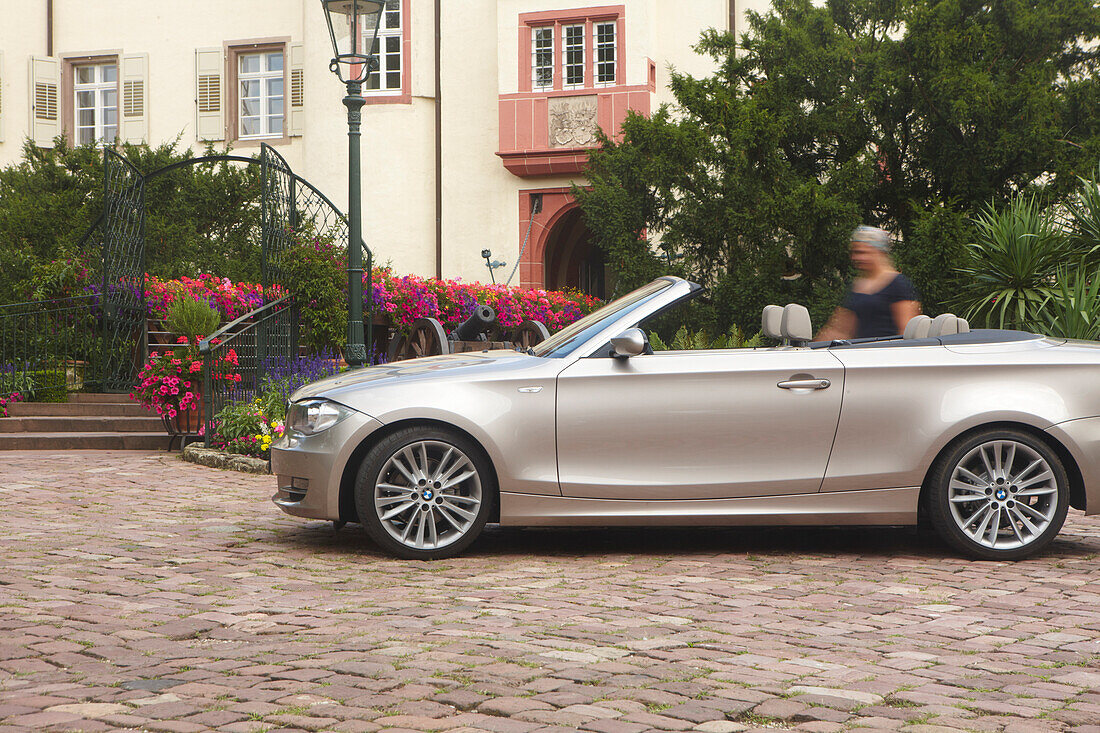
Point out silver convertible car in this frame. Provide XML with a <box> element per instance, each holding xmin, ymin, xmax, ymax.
<box><xmin>271</xmin><ymin>276</ymin><xmax>1100</xmax><ymax>560</ymax></box>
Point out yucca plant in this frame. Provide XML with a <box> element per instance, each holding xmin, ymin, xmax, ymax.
<box><xmin>1030</xmin><ymin>261</ymin><xmax>1100</xmax><ymax>341</ymax></box>
<box><xmin>957</xmin><ymin>195</ymin><xmax>1075</xmax><ymax>329</ymax></box>
<box><xmin>1068</xmin><ymin>162</ymin><xmax>1100</xmax><ymax>257</ymax></box>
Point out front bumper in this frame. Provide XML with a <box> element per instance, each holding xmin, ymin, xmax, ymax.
<box><xmin>270</xmin><ymin>410</ymin><xmax>385</xmax><ymax>521</ymax></box>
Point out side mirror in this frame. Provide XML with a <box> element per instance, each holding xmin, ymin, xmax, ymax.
<box><xmin>610</xmin><ymin>328</ymin><xmax>647</xmax><ymax>358</ymax></box>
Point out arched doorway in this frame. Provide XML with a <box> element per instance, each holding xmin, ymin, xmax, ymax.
<box><xmin>543</xmin><ymin>205</ymin><xmax>607</xmax><ymax>300</ymax></box>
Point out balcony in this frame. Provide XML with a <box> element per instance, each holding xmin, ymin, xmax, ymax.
<box><xmin>497</xmin><ymin>85</ymin><xmax>652</xmax><ymax>177</ymax></box>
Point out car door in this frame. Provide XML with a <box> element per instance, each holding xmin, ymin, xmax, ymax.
<box><xmin>555</xmin><ymin>348</ymin><xmax>845</xmax><ymax>499</ymax></box>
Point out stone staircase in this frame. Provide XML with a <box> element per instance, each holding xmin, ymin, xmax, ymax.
<box><xmin>0</xmin><ymin>393</ymin><xmax>168</xmax><ymax>451</ymax></box>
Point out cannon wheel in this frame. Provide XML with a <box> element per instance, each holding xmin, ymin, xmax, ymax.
<box><xmin>512</xmin><ymin>320</ymin><xmax>551</xmax><ymax>351</ymax></box>
<box><xmin>387</xmin><ymin>318</ymin><xmax>451</xmax><ymax>362</ymax></box>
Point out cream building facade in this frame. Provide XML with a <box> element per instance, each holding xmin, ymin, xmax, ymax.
<box><xmin>0</xmin><ymin>0</ymin><xmax>768</xmax><ymax>297</ymax></box>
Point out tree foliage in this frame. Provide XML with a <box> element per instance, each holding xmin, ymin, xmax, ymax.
<box><xmin>0</xmin><ymin>136</ymin><xmax>262</xmax><ymax>303</ymax></box>
<box><xmin>575</xmin><ymin>0</ymin><xmax>1100</xmax><ymax>334</ymax></box>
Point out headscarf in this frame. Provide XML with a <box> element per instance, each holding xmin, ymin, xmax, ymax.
<box><xmin>850</xmin><ymin>225</ymin><xmax>891</xmax><ymax>252</ymax></box>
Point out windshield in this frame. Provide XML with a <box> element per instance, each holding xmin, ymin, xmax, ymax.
<box><xmin>532</xmin><ymin>279</ymin><xmax>673</xmax><ymax>358</ymax></box>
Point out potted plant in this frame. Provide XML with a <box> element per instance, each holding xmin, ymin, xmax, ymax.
<box><xmin>132</xmin><ymin>298</ymin><xmax>238</xmax><ymax>446</ymax></box>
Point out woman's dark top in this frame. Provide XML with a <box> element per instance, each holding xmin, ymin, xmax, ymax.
<box><xmin>842</xmin><ymin>273</ymin><xmax>919</xmax><ymax>339</ymax></box>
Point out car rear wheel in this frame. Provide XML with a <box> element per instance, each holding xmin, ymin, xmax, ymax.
<box><xmin>355</xmin><ymin>426</ymin><xmax>494</xmax><ymax>560</ymax></box>
<box><xmin>927</xmin><ymin>428</ymin><xmax>1069</xmax><ymax>560</ymax></box>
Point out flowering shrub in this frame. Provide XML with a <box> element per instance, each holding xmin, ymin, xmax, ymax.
<box><xmin>211</xmin><ymin>398</ymin><xmax>284</xmax><ymax>458</ymax></box>
<box><xmin>145</xmin><ymin>274</ymin><xmax>277</xmax><ymax>321</ymax></box>
<box><xmin>130</xmin><ymin>337</ymin><xmax>240</xmax><ymax>419</ymax></box>
<box><xmin>370</xmin><ymin>268</ymin><xmax>601</xmax><ymax>331</ymax></box>
<box><xmin>260</xmin><ymin>349</ymin><xmax>342</xmax><ymax>409</ymax></box>
<box><xmin>0</xmin><ymin>392</ymin><xmax>22</xmax><ymax>418</ymax></box>
<box><xmin>82</xmin><ymin>240</ymin><xmax>600</xmax><ymax>353</ymax></box>
<box><xmin>28</xmin><ymin>256</ymin><xmax>93</xmax><ymax>301</ymax></box>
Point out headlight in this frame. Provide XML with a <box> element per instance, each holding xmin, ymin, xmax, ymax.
<box><xmin>286</xmin><ymin>399</ymin><xmax>355</xmax><ymax>436</ymax></box>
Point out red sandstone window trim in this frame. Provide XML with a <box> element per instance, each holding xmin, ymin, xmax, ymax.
<box><xmin>365</xmin><ymin>0</ymin><xmax>412</xmax><ymax>105</ymax></box>
<box><xmin>518</xmin><ymin>6</ymin><xmax>625</xmax><ymax>94</ymax></box>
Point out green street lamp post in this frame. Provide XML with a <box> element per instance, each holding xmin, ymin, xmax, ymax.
<box><xmin>321</xmin><ymin>0</ymin><xmax>384</xmax><ymax>367</ymax></box>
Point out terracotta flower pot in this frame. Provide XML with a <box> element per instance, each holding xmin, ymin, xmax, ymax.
<box><xmin>163</xmin><ymin>401</ymin><xmax>205</xmax><ymax>450</ymax></box>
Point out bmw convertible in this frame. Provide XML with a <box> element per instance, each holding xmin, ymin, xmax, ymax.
<box><xmin>271</xmin><ymin>276</ymin><xmax>1100</xmax><ymax>560</ymax></box>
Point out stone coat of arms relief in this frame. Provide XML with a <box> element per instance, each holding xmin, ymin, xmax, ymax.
<box><xmin>548</xmin><ymin>95</ymin><xmax>599</xmax><ymax>148</ymax></box>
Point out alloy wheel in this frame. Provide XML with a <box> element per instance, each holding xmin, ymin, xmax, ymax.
<box><xmin>947</xmin><ymin>439</ymin><xmax>1059</xmax><ymax>551</ymax></box>
<box><xmin>373</xmin><ymin>440</ymin><xmax>483</xmax><ymax>551</ymax></box>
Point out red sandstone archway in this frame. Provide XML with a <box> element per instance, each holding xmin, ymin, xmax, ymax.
<box><xmin>516</xmin><ymin>188</ymin><xmax>606</xmax><ymax>299</ymax></box>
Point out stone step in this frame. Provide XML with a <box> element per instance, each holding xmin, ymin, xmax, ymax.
<box><xmin>67</xmin><ymin>393</ymin><xmax>139</xmax><ymax>404</ymax></box>
<box><xmin>0</xmin><ymin>432</ymin><xmax>170</xmax><ymax>451</ymax></box>
<box><xmin>6</xmin><ymin>401</ymin><xmax>148</xmax><ymax>417</ymax></box>
<box><xmin>0</xmin><ymin>415</ymin><xmax>164</xmax><ymax>433</ymax></box>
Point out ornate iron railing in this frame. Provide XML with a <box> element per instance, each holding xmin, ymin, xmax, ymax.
<box><xmin>261</xmin><ymin>143</ymin><xmax>373</xmax><ymax>350</ymax></box>
<box><xmin>0</xmin><ymin>296</ymin><xmax>100</xmax><ymax>398</ymax></box>
<box><xmin>199</xmin><ymin>295</ymin><xmax>299</xmax><ymax>446</ymax></box>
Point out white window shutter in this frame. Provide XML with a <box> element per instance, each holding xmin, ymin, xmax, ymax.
<box><xmin>195</xmin><ymin>47</ymin><xmax>224</xmax><ymax>141</ymax></box>
<box><xmin>289</xmin><ymin>42</ymin><xmax>305</xmax><ymax>137</ymax></box>
<box><xmin>120</xmin><ymin>53</ymin><xmax>149</xmax><ymax>143</ymax></box>
<box><xmin>29</xmin><ymin>55</ymin><xmax>60</xmax><ymax>148</ymax></box>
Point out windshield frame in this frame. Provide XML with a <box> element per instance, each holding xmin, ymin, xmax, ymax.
<box><xmin>532</xmin><ymin>277</ymin><xmax>698</xmax><ymax>359</ymax></box>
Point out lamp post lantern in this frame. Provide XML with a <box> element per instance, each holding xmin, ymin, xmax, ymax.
<box><xmin>322</xmin><ymin>0</ymin><xmax>384</xmax><ymax>367</ymax></box>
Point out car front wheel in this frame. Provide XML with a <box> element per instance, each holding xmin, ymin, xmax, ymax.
<box><xmin>355</xmin><ymin>426</ymin><xmax>494</xmax><ymax>560</ymax></box>
<box><xmin>928</xmin><ymin>428</ymin><xmax>1069</xmax><ymax>560</ymax></box>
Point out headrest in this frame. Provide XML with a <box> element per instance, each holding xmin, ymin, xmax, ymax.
<box><xmin>781</xmin><ymin>303</ymin><xmax>813</xmax><ymax>344</ymax></box>
<box><xmin>903</xmin><ymin>315</ymin><xmax>931</xmax><ymax>339</ymax></box>
<box><xmin>957</xmin><ymin>317</ymin><xmax>970</xmax><ymax>334</ymax></box>
<box><xmin>929</xmin><ymin>313</ymin><xmax>959</xmax><ymax>337</ymax></box>
<box><xmin>762</xmin><ymin>305</ymin><xmax>783</xmax><ymax>340</ymax></box>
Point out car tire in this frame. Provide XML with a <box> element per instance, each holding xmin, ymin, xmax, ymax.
<box><xmin>354</xmin><ymin>425</ymin><xmax>495</xmax><ymax>560</ymax></box>
<box><xmin>927</xmin><ymin>428</ymin><xmax>1069</xmax><ymax>560</ymax></box>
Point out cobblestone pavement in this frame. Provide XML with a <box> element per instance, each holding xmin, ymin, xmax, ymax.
<box><xmin>2</xmin><ymin>451</ymin><xmax>1099</xmax><ymax>733</ymax></box>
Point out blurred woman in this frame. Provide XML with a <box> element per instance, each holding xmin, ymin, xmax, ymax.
<box><xmin>816</xmin><ymin>225</ymin><xmax>921</xmax><ymax>341</ymax></box>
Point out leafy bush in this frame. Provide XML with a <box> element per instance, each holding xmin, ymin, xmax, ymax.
<box><xmin>573</xmin><ymin>0</ymin><xmax>1100</xmax><ymax>326</ymax></box>
<box><xmin>277</xmin><ymin>234</ymin><xmax>348</xmax><ymax>354</ymax></box>
<box><xmin>165</xmin><ymin>297</ymin><xmax>221</xmax><ymax>343</ymax></box>
<box><xmin>650</xmin><ymin>325</ymin><xmax>763</xmax><ymax>351</ymax></box>
<box><xmin>24</xmin><ymin>370</ymin><xmax>68</xmax><ymax>402</ymax></box>
<box><xmin>211</xmin><ymin>399</ymin><xmax>283</xmax><ymax>457</ymax></box>
<box><xmin>0</xmin><ymin>137</ymin><xmax>263</xmax><ymax>304</ymax></box>
<box><xmin>893</xmin><ymin>203</ymin><xmax>969</xmax><ymax>317</ymax></box>
<box><xmin>28</xmin><ymin>256</ymin><xmax>94</xmax><ymax>302</ymax></box>
<box><xmin>0</xmin><ymin>366</ymin><xmax>35</xmax><ymax>396</ymax></box>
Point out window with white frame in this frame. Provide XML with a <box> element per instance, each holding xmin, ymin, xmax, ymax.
<box><xmin>365</xmin><ymin>0</ymin><xmax>403</xmax><ymax>92</ymax></box>
<box><xmin>594</xmin><ymin>22</ymin><xmax>616</xmax><ymax>85</ymax></box>
<box><xmin>239</xmin><ymin>51</ymin><xmax>284</xmax><ymax>138</ymax></box>
<box><xmin>562</xmin><ymin>24</ymin><xmax>584</xmax><ymax>88</ymax></box>
<box><xmin>532</xmin><ymin>26</ymin><xmax>553</xmax><ymax>89</ymax></box>
<box><xmin>74</xmin><ymin>63</ymin><xmax>117</xmax><ymax>145</ymax></box>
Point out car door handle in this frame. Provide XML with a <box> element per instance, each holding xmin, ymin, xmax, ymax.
<box><xmin>777</xmin><ymin>378</ymin><xmax>831</xmax><ymax>390</ymax></box>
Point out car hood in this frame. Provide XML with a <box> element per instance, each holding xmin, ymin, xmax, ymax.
<box><xmin>290</xmin><ymin>349</ymin><xmax>540</xmax><ymax>404</ymax></box>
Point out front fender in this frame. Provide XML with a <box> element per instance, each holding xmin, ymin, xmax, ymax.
<box><xmin>363</xmin><ymin>379</ymin><xmax>561</xmax><ymax>497</ymax></box>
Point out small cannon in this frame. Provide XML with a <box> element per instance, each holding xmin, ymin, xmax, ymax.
<box><xmin>386</xmin><ymin>304</ymin><xmax>551</xmax><ymax>362</ymax></box>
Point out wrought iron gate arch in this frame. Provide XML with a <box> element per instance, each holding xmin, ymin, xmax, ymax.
<box><xmin>94</xmin><ymin>145</ymin><xmax>372</xmax><ymax>391</ymax></box>
<box><xmin>101</xmin><ymin>149</ymin><xmax>147</xmax><ymax>392</ymax></box>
